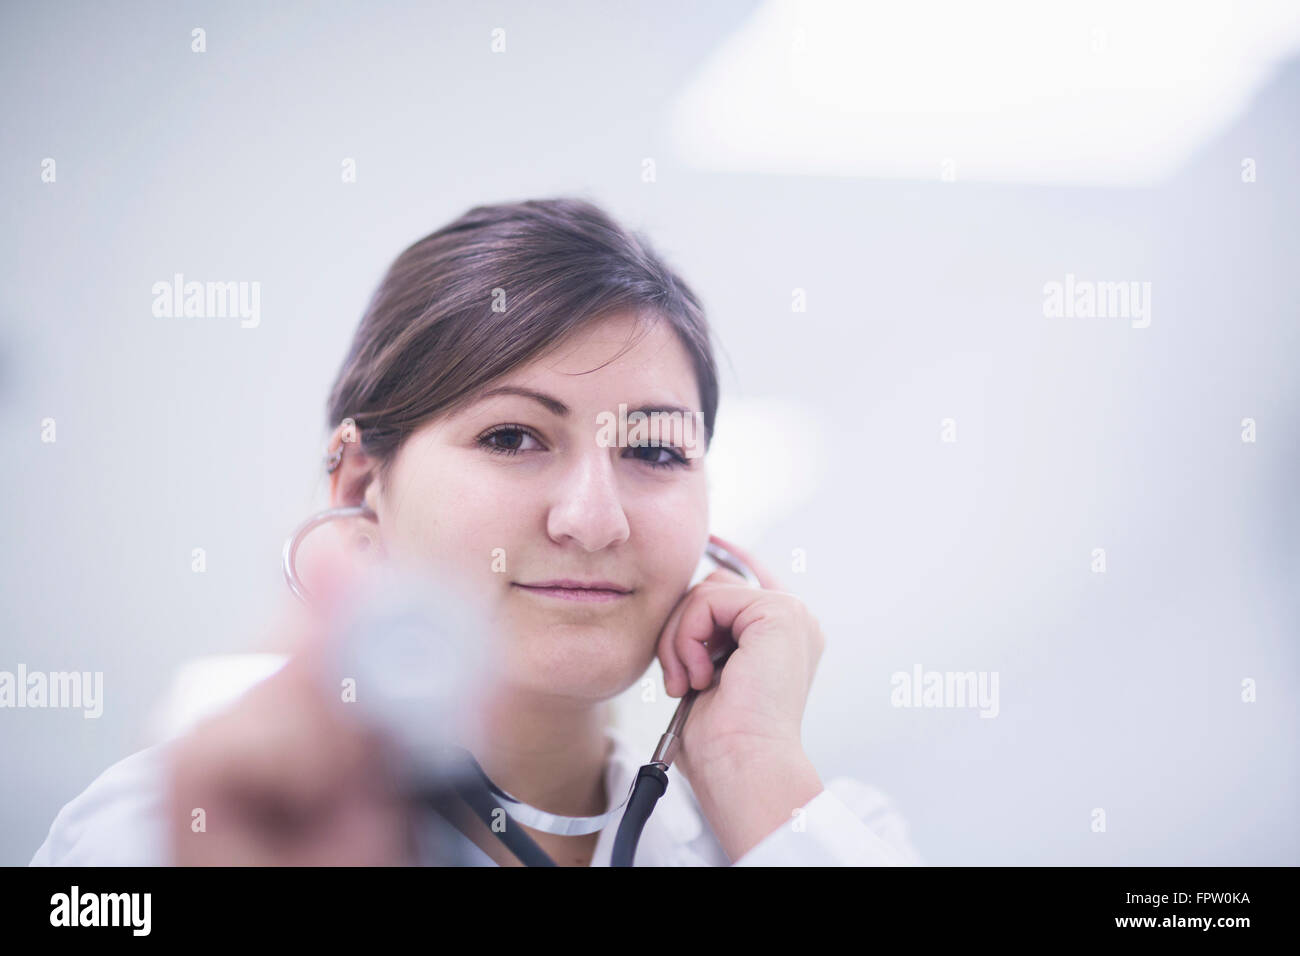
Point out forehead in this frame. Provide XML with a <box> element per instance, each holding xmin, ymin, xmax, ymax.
<box><xmin>506</xmin><ymin>312</ymin><xmax>699</xmax><ymax>402</ymax></box>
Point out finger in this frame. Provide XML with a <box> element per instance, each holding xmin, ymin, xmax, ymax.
<box><xmin>304</xmin><ymin>544</ymin><xmax>367</xmax><ymax>626</ymax></box>
<box><xmin>280</xmin><ymin>547</ymin><xmax>366</xmax><ymax>677</ymax></box>
<box><xmin>708</xmin><ymin>534</ymin><xmax>785</xmax><ymax>591</ymax></box>
<box><xmin>658</xmin><ymin>569</ymin><xmax>747</xmax><ymax>696</ymax></box>
<box><xmin>673</xmin><ymin>584</ymin><xmax>763</xmax><ymax>691</ymax></box>
<box><xmin>657</xmin><ymin>591</ymin><xmax>692</xmax><ymax>697</ymax></box>
<box><xmin>702</xmin><ymin>567</ymin><xmax>747</xmax><ymax>587</ymax></box>
<box><xmin>674</xmin><ymin>601</ymin><xmax>717</xmax><ymax>692</ymax></box>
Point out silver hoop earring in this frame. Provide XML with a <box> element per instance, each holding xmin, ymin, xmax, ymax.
<box><xmin>282</xmin><ymin>504</ymin><xmax>377</xmax><ymax>604</ymax></box>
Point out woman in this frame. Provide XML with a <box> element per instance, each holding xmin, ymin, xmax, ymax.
<box><xmin>30</xmin><ymin>197</ymin><xmax>921</xmax><ymax>866</ymax></box>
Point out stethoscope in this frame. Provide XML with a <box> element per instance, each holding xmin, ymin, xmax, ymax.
<box><xmin>282</xmin><ymin>504</ymin><xmax>759</xmax><ymax>866</ymax></box>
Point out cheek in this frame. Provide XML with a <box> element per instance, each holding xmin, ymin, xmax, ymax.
<box><xmin>637</xmin><ymin>482</ymin><xmax>709</xmax><ymax>575</ymax></box>
<box><xmin>383</xmin><ymin>467</ymin><xmax>518</xmax><ymax>592</ymax></box>
<box><xmin>630</xmin><ymin>496</ymin><xmax>709</xmax><ymax>632</ymax></box>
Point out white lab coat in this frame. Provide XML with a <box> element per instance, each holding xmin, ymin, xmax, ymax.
<box><xmin>29</xmin><ymin>658</ymin><xmax>923</xmax><ymax>867</ymax></box>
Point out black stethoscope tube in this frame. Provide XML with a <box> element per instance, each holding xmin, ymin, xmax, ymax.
<box><xmin>423</xmin><ymin>772</ymin><xmax>560</xmax><ymax>867</ymax></box>
<box><xmin>610</xmin><ymin>764</ymin><xmax>669</xmax><ymax>867</ymax></box>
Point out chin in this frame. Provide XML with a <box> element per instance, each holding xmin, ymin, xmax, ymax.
<box><xmin>506</xmin><ymin>635</ymin><xmax>653</xmax><ymax>702</ymax></box>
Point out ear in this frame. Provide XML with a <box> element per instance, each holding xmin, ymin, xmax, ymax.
<box><xmin>326</xmin><ymin>420</ymin><xmax>379</xmax><ymax>508</ymax></box>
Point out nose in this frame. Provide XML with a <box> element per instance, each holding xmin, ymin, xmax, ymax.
<box><xmin>545</xmin><ymin>449</ymin><xmax>630</xmax><ymax>552</ymax></box>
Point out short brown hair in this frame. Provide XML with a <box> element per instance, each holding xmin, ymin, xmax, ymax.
<box><xmin>325</xmin><ymin>196</ymin><xmax>720</xmax><ymax>493</ymax></box>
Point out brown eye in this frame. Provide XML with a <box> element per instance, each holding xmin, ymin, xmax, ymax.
<box><xmin>489</xmin><ymin>429</ymin><xmax>523</xmax><ymax>450</ymax></box>
<box><xmin>477</xmin><ymin>425</ymin><xmax>543</xmax><ymax>456</ymax></box>
<box><xmin>625</xmin><ymin>444</ymin><xmax>689</xmax><ymax>469</ymax></box>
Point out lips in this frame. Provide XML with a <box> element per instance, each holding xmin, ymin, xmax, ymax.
<box><xmin>512</xmin><ymin>580</ymin><xmax>633</xmax><ymax>603</ymax></box>
<box><xmin>519</xmin><ymin>579</ymin><xmax>631</xmax><ymax>592</ymax></box>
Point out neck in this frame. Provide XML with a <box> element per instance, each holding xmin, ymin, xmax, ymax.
<box><xmin>465</xmin><ymin>683</ymin><xmax>613</xmax><ymax>819</ymax></box>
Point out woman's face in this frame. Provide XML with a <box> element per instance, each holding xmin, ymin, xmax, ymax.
<box><xmin>362</xmin><ymin>312</ymin><xmax>710</xmax><ymax>701</ymax></box>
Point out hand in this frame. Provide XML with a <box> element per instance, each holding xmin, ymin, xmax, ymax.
<box><xmin>655</xmin><ymin>535</ymin><xmax>829</xmax><ymax>860</ymax></box>
<box><xmin>656</xmin><ymin>534</ymin><xmax>826</xmax><ymax>777</ymax></box>
<box><xmin>165</xmin><ymin>554</ymin><xmax>415</xmax><ymax>866</ymax></box>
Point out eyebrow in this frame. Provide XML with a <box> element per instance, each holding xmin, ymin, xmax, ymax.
<box><xmin>475</xmin><ymin>386</ymin><xmax>695</xmax><ymax>420</ymax></box>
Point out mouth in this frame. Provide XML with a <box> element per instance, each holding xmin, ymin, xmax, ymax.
<box><xmin>511</xmin><ymin>580</ymin><xmax>634</xmax><ymax>604</ymax></box>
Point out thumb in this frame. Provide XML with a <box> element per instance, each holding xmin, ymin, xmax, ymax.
<box><xmin>280</xmin><ymin>545</ymin><xmax>366</xmax><ymax>668</ymax></box>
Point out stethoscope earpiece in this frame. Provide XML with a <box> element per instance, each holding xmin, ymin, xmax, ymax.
<box><xmin>703</xmin><ymin>539</ymin><xmax>762</xmax><ymax>588</ymax></box>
